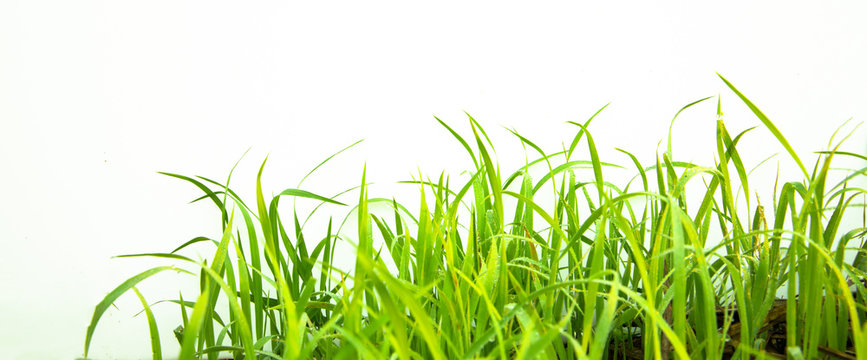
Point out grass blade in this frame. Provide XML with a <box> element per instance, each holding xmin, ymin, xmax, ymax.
<box><xmin>132</xmin><ymin>287</ymin><xmax>162</xmax><ymax>360</ymax></box>
<box><xmin>84</xmin><ymin>266</ymin><xmax>182</xmax><ymax>358</ymax></box>
<box><xmin>718</xmin><ymin>74</ymin><xmax>808</xmax><ymax>178</ymax></box>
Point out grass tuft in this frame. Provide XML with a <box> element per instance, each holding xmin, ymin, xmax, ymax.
<box><xmin>83</xmin><ymin>77</ymin><xmax>867</xmax><ymax>360</ymax></box>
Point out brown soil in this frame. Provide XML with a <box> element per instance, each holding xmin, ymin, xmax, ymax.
<box><xmin>604</xmin><ymin>299</ymin><xmax>859</xmax><ymax>360</ymax></box>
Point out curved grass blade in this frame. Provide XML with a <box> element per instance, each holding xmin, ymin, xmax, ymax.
<box><xmin>196</xmin><ymin>176</ymin><xmax>256</xmax><ymax>217</ymax></box>
<box><xmin>530</xmin><ymin>160</ymin><xmax>623</xmax><ymax>195</ymax></box>
<box><xmin>566</xmin><ymin>121</ymin><xmax>604</xmax><ymax>198</ymax></box>
<box><xmin>114</xmin><ymin>253</ymin><xmax>197</xmax><ymax>263</ymax></box>
<box><xmin>84</xmin><ymin>266</ymin><xmax>182</xmax><ymax>357</ymax></box>
<box><xmin>567</xmin><ymin>103</ymin><xmax>608</xmax><ymax>161</ymax></box>
<box><xmin>159</xmin><ymin>172</ymin><xmax>229</xmax><ymax>227</ymax></box>
<box><xmin>816</xmin><ymin>150</ymin><xmax>867</xmax><ymax>163</ymax></box>
<box><xmin>170</xmin><ymin>237</ymin><xmax>215</xmax><ymax>254</ymax></box>
<box><xmin>298</xmin><ymin>139</ymin><xmax>364</xmax><ymax>188</ymax></box>
<box><xmin>436</xmin><ymin>116</ymin><xmax>478</xmax><ymax>167</ymax></box>
<box><xmin>718</xmin><ymin>73</ymin><xmax>808</xmax><ymax>178</ymax></box>
<box><xmin>666</xmin><ymin>96</ymin><xmax>713</xmax><ymax>159</ymax></box>
<box><xmin>471</xmin><ymin>120</ymin><xmax>504</xmax><ymax>230</ymax></box>
<box><xmin>132</xmin><ymin>287</ymin><xmax>162</xmax><ymax>360</ymax></box>
<box><xmin>276</xmin><ymin>188</ymin><xmax>346</xmax><ymax>206</ymax></box>
<box><xmin>467</xmin><ymin>112</ymin><xmax>496</xmax><ymax>153</ymax></box>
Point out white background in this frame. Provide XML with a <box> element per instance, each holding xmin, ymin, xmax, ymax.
<box><xmin>2</xmin><ymin>2</ymin><xmax>866</xmax><ymax>359</ymax></box>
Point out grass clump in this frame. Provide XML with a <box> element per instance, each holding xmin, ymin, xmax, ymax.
<box><xmin>82</xmin><ymin>75</ymin><xmax>867</xmax><ymax>360</ymax></box>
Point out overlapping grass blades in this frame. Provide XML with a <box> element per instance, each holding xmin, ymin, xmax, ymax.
<box><xmin>83</xmin><ymin>77</ymin><xmax>867</xmax><ymax>359</ymax></box>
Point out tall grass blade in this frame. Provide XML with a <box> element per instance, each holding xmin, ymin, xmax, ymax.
<box><xmin>717</xmin><ymin>74</ymin><xmax>809</xmax><ymax>177</ymax></box>
<box><xmin>132</xmin><ymin>287</ymin><xmax>162</xmax><ymax>360</ymax></box>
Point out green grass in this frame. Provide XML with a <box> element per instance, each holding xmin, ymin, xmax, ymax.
<box><xmin>82</xmin><ymin>75</ymin><xmax>867</xmax><ymax>360</ymax></box>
